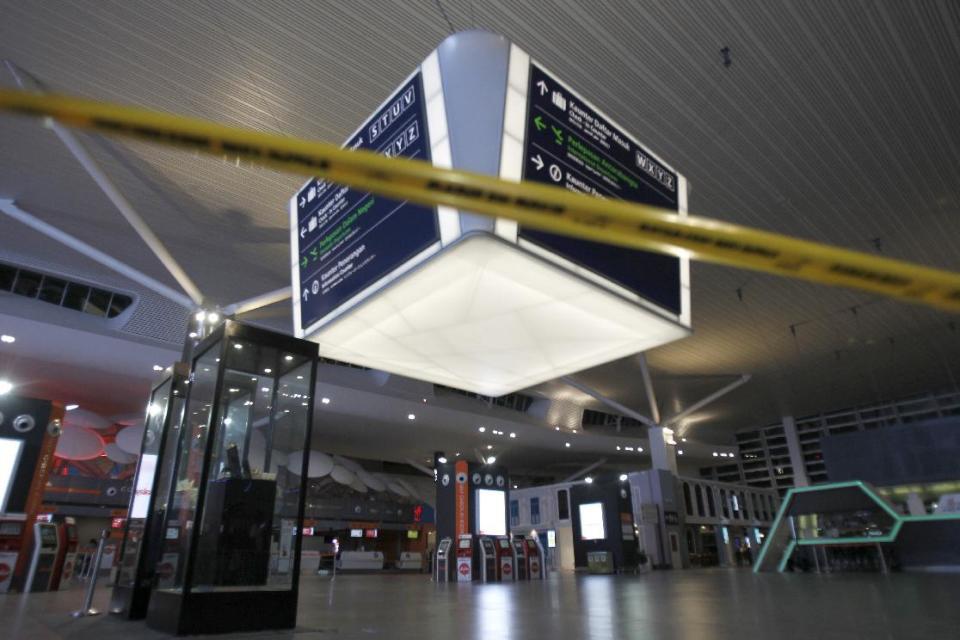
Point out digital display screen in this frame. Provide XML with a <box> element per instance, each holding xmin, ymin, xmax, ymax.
<box><xmin>165</xmin><ymin>527</ymin><xmax>179</xmax><ymax>540</ymax></box>
<box><xmin>350</xmin><ymin>529</ymin><xmax>363</xmax><ymax>538</ymax></box>
<box><xmin>0</xmin><ymin>522</ymin><xmax>23</xmax><ymax>536</ymax></box>
<box><xmin>406</xmin><ymin>530</ymin><xmax>419</xmax><ymax>539</ymax></box>
<box><xmin>111</xmin><ymin>517</ymin><xmax>126</xmax><ymax>530</ymax></box>
<box><xmin>547</xmin><ymin>530</ymin><xmax>556</xmax><ymax>548</ymax></box>
<box><xmin>476</xmin><ymin>489</ymin><xmax>506</xmax><ymax>536</ymax></box>
<box><xmin>303</xmin><ymin>527</ymin><xmax>314</xmax><ymax>536</ymax></box>
<box><xmin>498</xmin><ymin>539</ymin><xmax>511</xmax><ymax>549</ymax></box>
<box><xmin>579</xmin><ymin>502</ymin><xmax>606</xmax><ymax>540</ymax></box>
<box><xmin>0</xmin><ymin>438</ymin><xmax>23</xmax><ymax>513</ymax></box>
<box><xmin>130</xmin><ymin>453</ymin><xmax>158</xmax><ymax>519</ymax></box>
<box><xmin>458</xmin><ymin>538</ymin><xmax>472</xmax><ymax>549</ymax></box>
<box><xmin>39</xmin><ymin>525</ymin><xmax>57</xmax><ymax>546</ymax></box>
<box><xmin>365</xmin><ymin>529</ymin><xmax>378</xmax><ymax>538</ymax></box>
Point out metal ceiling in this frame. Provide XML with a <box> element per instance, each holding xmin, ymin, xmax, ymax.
<box><xmin>1</xmin><ymin>0</ymin><xmax>958</xmax><ymax>447</ymax></box>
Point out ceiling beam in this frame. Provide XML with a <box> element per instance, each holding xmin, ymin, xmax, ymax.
<box><xmin>223</xmin><ymin>286</ymin><xmax>291</xmax><ymax>316</ymax></box>
<box><xmin>560</xmin><ymin>376</ymin><xmax>658</xmax><ymax>429</ymax></box>
<box><xmin>4</xmin><ymin>59</ymin><xmax>205</xmax><ymax>307</ymax></box>
<box><xmin>664</xmin><ymin>374</ymin><xmax>752</xmax><ymax>431</ymax></box>
<box><xmin>0</xmin><ymin>199</ymin><xmax>194</xmax><ymax>308</ymax></box>
<box><xmin>637</xmin><ymin>353</ymin><xmax>661</xmax><ymax>425</ymax></box>
<box><xmin>562</xmin><ymin>458</ymin><xmax>608</xmax><ymax>483</ymax></box>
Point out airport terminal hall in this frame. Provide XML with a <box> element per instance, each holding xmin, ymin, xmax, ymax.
<box><xmin>2</xmin><ymin>2</ymin><xmax>960</xmax><ymax>639</ymax></box>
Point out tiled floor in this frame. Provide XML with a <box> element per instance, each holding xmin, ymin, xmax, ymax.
<box><xmin>2</xmin><ymin>569</ymin><xmax>958</xmax><ymax>639</ymax></box>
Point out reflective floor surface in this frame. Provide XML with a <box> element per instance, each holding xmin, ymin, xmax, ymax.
<box><xmin>2</xmin><ymin>569</ymin><xmax>958</xmax><ymax>639</ymax></box>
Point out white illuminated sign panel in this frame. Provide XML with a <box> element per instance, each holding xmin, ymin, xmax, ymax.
<box><xmin>130</xmin><ymin>453</ymin><xmax>157</xmax><ymax>519</ymax></box>
<box><xmin>579</xmin><ymin>502</ymin><xmax>606</xmax><ymax>541</ymax></box>
<box><xmin>291</xmin><ymin>34</ymin><xmax>691</xmax><ymax>396</ymax></box>
<box><xmin>476</xmin><ymin>489</ymin><xmax>506</xmax><ymax>536</ymax></box>
<box><xmin>0</xmin><ymin>438</ymin><xmax>23</xmax><ymax>513</ymax></box>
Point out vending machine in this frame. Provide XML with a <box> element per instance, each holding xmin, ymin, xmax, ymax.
<box><xmin>0</xmin><ymin>516</ymin><xmax>26</xmax><ymax>593</ymax></box>
<box><xmin>25</xmin><ymin>521</ymin><xmax>60</xmax><ymax>592</ymax></box>
<box><xmin>434</xmin><ymin>538</ymin><xmax>452</xmax><ymax>582</ymax></box>
<box><xmin>477</xmin><ymin>537</ymin><xmax>498</xmax><ymax>582</ymax></box>
<box><xmin>455</xmin><ymin>534</ymin><xmax>473</xmax><ymax>582</ymax></box>
<box><xmin>495</xmin><ymin>536</ymin><xmax>515</xmax><ymax>581</ymax></box>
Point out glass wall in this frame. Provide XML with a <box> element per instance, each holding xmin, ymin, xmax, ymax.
<box><xmin>190</xmin><ymin>336</ymin><xmax>312</xmax><ymax>591</ymax></box>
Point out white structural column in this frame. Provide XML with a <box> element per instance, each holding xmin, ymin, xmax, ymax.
<box><xmin>223</xmin><ymin>286</ymin><xmax>292</xmax><ymax>316</ymax></box>
<box><xmin>782</xmin><ymin>416</ymin><xmax>810</xmax><ymax>487</ymax></box>
<box><xmin>647</xmin><ymin>427</ymin><xmax>677</xmax><ymax>474</ymax></box>
<box><xmin>560</xmin><ymin>376</ymin><xmax>658</xmax><ymax>429</ymax></box>
<box><xmin>637</xmin><ymin>354</ymin><xmax>661</xmax><ymax>425</ymax></box>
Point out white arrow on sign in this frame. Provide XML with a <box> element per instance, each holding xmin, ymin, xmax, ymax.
<box><xmin>537</xmin><ymin>80</ymin><xmax>548</xmax><ymax>96</ymax></box>
<box><xmin>299</xmin><ymin>196</ymin><xmax>306</xmax><ymax>208</ymax></box>
<box><xmin>530</xmin><ymin>154</ymin><xmax>544</xmax><ymax>171</ymax></box>
<box><xmin>302</xmin><ymin>288</ymin><xmax>309</xmax><ymax>301</ymax></box>
<box><xmin>300</xmin><ymin>227</ymin><xmax>307</xmax><ymax>239</ymax></box>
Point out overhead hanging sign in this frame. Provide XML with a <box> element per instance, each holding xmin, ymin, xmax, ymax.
<box><xmin>520</xmin><ymin>63</ymin><xmax>682</xmax><ymax>314</ymax></box>
<box><xmin>290</xmin><ymin>73</ymin><xmax>440</xmax><ymax>334</ymax></box>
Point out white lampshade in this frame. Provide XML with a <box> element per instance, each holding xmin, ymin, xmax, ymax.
<box><xmin>332</xmin><ymin>455</ymin><xmax>363</xmax><ymax>473</ymax></box>
<box><xmin>288</xmin><ymin>450</ymin><xmax>334</xmax><ymax>478</ymax></box>
<box><xmin>330</xmin><ymin>465</ymin><xmax>356</xmax><ymax>486</ymax></box>
<box><xmin>303</xmin><ymin>235</ymin><xmax>689</xmax><ymax>396</ymax></box>
<box><xmin>64</xmin><ymin>408</ymin><xmax>111</xmax><ymax>431</ymax></box>
<box><xmin>104</xmin><ymin>442</ymin><xmax>137</xmax><ymax>464</ymax></box>
<box><xmin>115</xmin><ymin>424</ymin><xmax>145</xmax><ymax>455</ymax></box>
<box><xmin>350</xmin><ymin>477</ymin><xmax>369</xmax><ymax>493</ymax></box>
<box><xmin>385</xmin><ymin>479</ymin><xmax>410</xmax><ymax>497</ymax></box>
<box><xmin>356</xmin><ymin>468</ymin><xmax>386</xmax><ymax>492</ymax></box>
<box><xmin>55</xmin><ymin>425</ymin><xmax>104</xmax><ymax>460</ymax></box>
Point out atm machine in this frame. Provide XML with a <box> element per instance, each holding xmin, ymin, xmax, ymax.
<box><xmin>526</xmin><ymin>537</ymin><xmax>546</xmax><ymax>580</ymax></box>
<box><xmin>0</xmin><ymin>516</ymin><xmax>26</xmax><ymax>593</ymax></box>
<box><xmin>495</xmin><ymin>536</ymin><xmax>515</xmax><ymax>581</ymax></box>
<box><xmin>512</xmin><ymin>537</ymin><xmax>528</xmax><ymax>580</ymax></box>
<box><xmin>50</xmin><ymin>516</ymin><xmax>78</xmax><ymax>590</ymax></box>
<box><xmin>25</xmin><ymin>521</ymin><xmax>60</xmax><ymax>592</ymax></box>
<box><xmin>435</xmin><ymin>538</ymin><xmax>453</xmax><ymax>582</ymax></box>
<box><xmin>455</xmin><ymin>534</ymin><xmax>474</xmax><ymax>582</ymax></box>
<box><xmin>477</xmin><ymin>536</ymin><xmax>498</xmax><ymax>582</ymax></box>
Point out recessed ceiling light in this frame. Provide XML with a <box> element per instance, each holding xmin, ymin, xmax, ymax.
<box><xmin>455</xmin><ymin>452</ymin><xmax>461</xmax><ymax>456</ymax></box>
<box><xmin>437</xmin><ymin>456</ymin><xmax>448</xmax><ymax>464</ymax></box>
<box><xmin>261</xmin><ymin>387</ymin><xmax>270</xmax><ymax>393</ymax></box>
<box><xmin>625</xmin><ymin>446</ymin><xmax>634</xmax><ymax>452</ymax></box>
<box><xmin>616</xmin><ymin>446</ymin><xmax>621</xmax><ymax>451</ymax></box>
<box><xmin>195</xmin><ymin>311</ymin><xmax>206</xmax><ymax>322</ymax></box>
<box><xmin>207</xmin><ymin>313</ymin><xmax>220</xmax><ymax>324</ymax></box>
<box><xmin>65</xmin><ymin>404</ymin><xmax>79</xmax><ymax>411</ymax></box>
<box><xmin>572</xmin><ymin>429</ymin><xmax>577</xmax><ymax>434</ymax></box>
<box><xmin>486</xmin><ymin>444</ymin><xmax>492</xmax><ymax>450</ymax></box>
<box><xmin>0</xmin><ymin>335</ymin><xmax>15</xmax><ymax>344</ymax></box>
<box><xmin>285</xmin><ymin>355</ymin><xmax>293</xmax><ymax>361</ymax></box>
<box><xmin>509</xmin><ymin>432</ymin><xmax>516</xmax><ymax>438</ymax></box>
<box><xmin>677</xmin><ymin>449</ymin><xmax>684</xmax><ymax>455</ymax></box>
<box><xmin>555</xmin><ymin>426</ymin><xmax>560</xmax><ymax>431</ymax></box>
<box><xmin>152</xmin><ymin>365</ymin><xmax>164</xmax><ymax>372</ymax></box>
<box><xmin>407</xmin><ymin>413</ymin><xmax>416</xmax><ymax>420</ymax></box>
<box><xmin>188</xmin><ymin>332</ymin><xmax>198</xmax><ymax>339</ymax></box>
<box><xmin>512</xmin><ymin>485</ymin><xmax>518</xmax><ymax>489</ymax></box>
<box><xmin>478</xmin><ymin>427</ymin><xmax>486</xmax><ymax>433</ymax></box>
<box><xmin>713</xmin><ymin>452</ymin><xmax>718</xmax><ymax>457</ymax></box>
<box><xmin>321</xmin><ymin>397</ymin><xmax>330</xmax><ymax>404</ymax></box>
<box><xmin>233</xmin><ymin>344</ymin><xmax>243</xmax><ymax>350</ymax></box>
<box><xmin>302</xmin><ymin>402</ymin><xmax>308</xmax><ymax>406</ymax></box>
<box><xmin>619</xmin><ymin>474</ymin><xmax>628</xmax><ymax>482</ymax></box>
<box><xmin>681</xmin><ymin>437</ymin><xmax>687</xmax><ymax>442</ymax></box>
<box><xmin>486</xmin><ymin>456</ymin><xmax>496</xmax><ymax>464</ymax></box>
<box><xmin>264</xmin><ymin>368</ymin><xmax>272</xmax><ymax>374</ymax></box>
<box><xmin>296</xmin><ymin>375</ymin><xmax>303</xmax><ymax>380</ymax></box>
<box><xmin>564</xmin><ymin>442</ymin><xmax>571</xmax><ymax>448</ymax></box>
<box><xmin>422</xmin><ymin>398</ymin><xmax>428</xmax><ymax>403</ymax></box>
<box><xmin>638</xmin><ymin>447</ymin><xmax>643</xmax><ymax>453</ymax></box>
<box><xmin>584</xmin><ymin>476</ymin><xmax>593</xmax><ymax>484</ymax></box>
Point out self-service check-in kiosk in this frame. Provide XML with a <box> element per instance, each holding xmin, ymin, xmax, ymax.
<box><xmin>25</xmin><ymin>521</ymin><xmax>60</xmax><ymax>592</ymax></box>
<box><xmin>455</xmin><ymin>534</ymin><xmax>473</xmax><ymax>582</ymax></box>
<box><xmin>477</xmin><ymin>536</ymin><xmax>498</xmax><ymax>583</ymax></box>
<box><xmin>435</xmin><ymin>538</ymin><xmax>453</xmax><ymax>582</ymax></box>
<box><xmin>512</xmin><ymin>538</ymin><xmax>528</xmax><ymax>580</ymax></box>
<box><xmin>526</xmin><ymin>537</ymin><xmax>546</xmax><ymax>580</ymax></box>
<box><xmin>51</xmin><ymin>517</ymin><xmax>78</xmax><ymax>590</ymax></box>
<box><xmin>495</xmin><ymin>536</ymin><xmax>515</xmax><ymax>581</ymax></box>
<box><xmin>0</xmin><ymin>517</ymin><xmax>26</xmax><ymax>593</ymax></box>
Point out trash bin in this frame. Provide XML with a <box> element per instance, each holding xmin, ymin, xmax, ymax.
<box><xmin>587</xmin><ymin>551</ymin><xmax>614</xmax><ymax>574</ymax></box>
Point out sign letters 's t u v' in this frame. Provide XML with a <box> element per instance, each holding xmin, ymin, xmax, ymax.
<box><xmin>290</xmin><ymin>31</ymin><xmax>691</xmax><ymax>396</ymax></box>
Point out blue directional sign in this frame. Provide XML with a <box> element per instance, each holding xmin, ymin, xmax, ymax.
<box><xmin>520</xmin><ymin>64</ymin><xmax>682</xmax><ymax>315</ymax></box>
<box><xmin>293</xmin><ymin>73</ymin><xmax>439</xmax><ymax>332</ymax></box>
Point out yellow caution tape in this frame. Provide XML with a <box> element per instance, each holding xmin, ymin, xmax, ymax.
<box><xmin>1</xmin><ymin>88</ymin><xmax>958</xmax><ymax>313</ymax></box>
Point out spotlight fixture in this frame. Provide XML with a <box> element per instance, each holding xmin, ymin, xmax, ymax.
<box><xmin>584</xmin><ymin>476</ymin><xmax>593</xmax><ymax>484</ymax></box>
<box><xmin>437</xmin><ymin>456</ymin><xmax>448</xmax><ymax>464</ymax></box>
<box><xmin>407</xmin><ymin>413</ymin><xmax>416</xmax><ymax>420</ymax></box>
<box><xmin>478</xmin><ymin>427</ymin><xmax>486</xmax><ymax>433</ymax></box>
<box><xmin>564</xmin><ymin>442</ymin><xmax>571</xmax><ymax>448</ymax></box>
<box><xmin>152</xmin><ymin>365</ymin><xmax>164</xmax><ymax>372</ymax></box>
<box><xmin>509</xmin><ymin>432</ymin><xmax>516</xmax><ymax>438</ymax></box>
<box><xmin>321</xmin><ymin>397</ymin><xmax>331</xmax><ymax>404</ymax></box>
<box><xmin>0</xmin><ymin>335</ymin><xmax>15</xmax><ymax>343</ymax></box>
<box><xmin>486</xmin><ymin>456</ymin><xmax>496</xmax><ymax>464</ymax></box>
<box><xmin>619</xmin><ymin>474</ymin><xmax>628</xmax><ymax>482</ymax></box>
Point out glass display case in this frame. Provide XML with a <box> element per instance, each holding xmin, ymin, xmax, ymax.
<box><xmin>145</xmin><ymin>321</ymin><xmax>318</xmax><ymax>635</ymax></box>
<box><xmin>110</xmin><ymin>362</ymin><xmax>188</xmax><ymax>619</ymax></box>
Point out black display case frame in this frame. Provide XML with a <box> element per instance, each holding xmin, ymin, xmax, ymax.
<box><xmin>145</xmin><ymin>321</ymin><xmax>318</xmax><ymax>635</ymax></box>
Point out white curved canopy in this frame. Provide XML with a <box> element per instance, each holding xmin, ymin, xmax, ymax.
<box><xmin>330</xmin><ymin>465</ymin><xmax>356</xmax><ymax>486</ymax></box>
<box><xmin>288</xmin><ymin>450</ymin><xmax>334</xmax><ymax>478</ymax></box>
<box><xmin>64</xmin><ymin>408</ymin><xmax>112</xmax><ymax>431</ymax></box>
<box><xmin>355</xmin><ymin>468</ymin><xmax>386</xmax><ymax>492</ymax></box>
<box><xmin>55</xmin><ymin>425</ymin><xmax>104</xmax><ymax>460</ymax></box>
<box><xmin>115</xmin><ymin>424</ymin><xmax>145</xmax><ymax>455</ymax></box>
